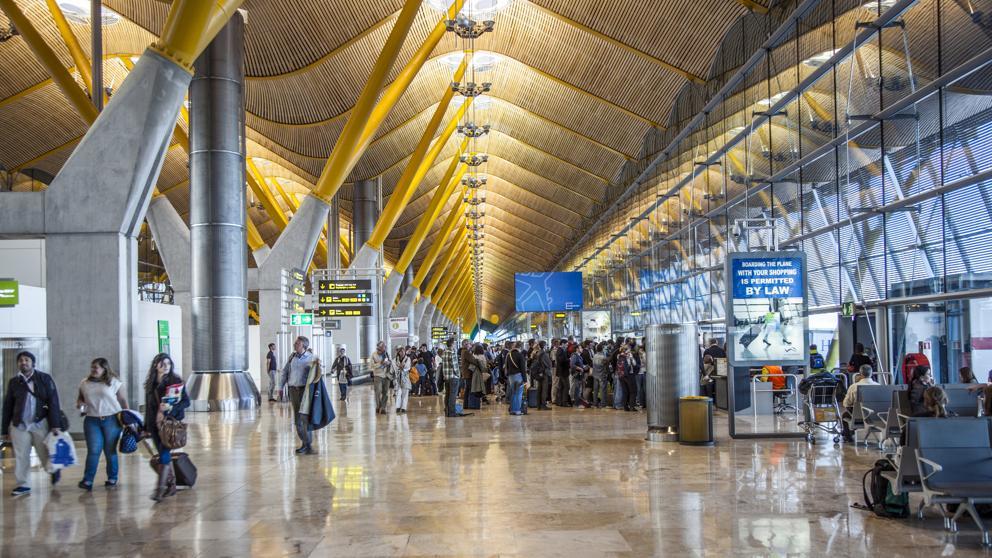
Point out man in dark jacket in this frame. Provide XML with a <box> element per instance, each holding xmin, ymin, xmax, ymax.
<box><xmin>554</xmin><ymin>339</ymin><xmax>571</xmax><ymax>406</ymax></box>
<box><xmin>1</xmin><ymin>351</ymin><xmax>63</xmax><ymax>496</ymax></box>
<box><xmin>529</xmin><ymin>340</ymin><xmax>553</xmax><ymax>410</ymax></box>
<box><xmin>418</xmin><ymin>344</ymin><xmax>435</xmax><ymax>396</ymax></box>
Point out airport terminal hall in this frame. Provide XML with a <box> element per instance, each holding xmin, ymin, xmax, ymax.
<box><xmin>8</xmin><ymin>0</ymin><xmax>992</xmax><ymax>556</ymax></box>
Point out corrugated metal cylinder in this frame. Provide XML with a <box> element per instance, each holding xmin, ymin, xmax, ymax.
<box><xmin>645</xmin><ymin>323</ymin><xmax>699</xmax><ymax>436</ymax></box>
<box><xmin>189</xmin><ymin>13</ymin><xmax>247</xmax><ymax>375</ymax></box>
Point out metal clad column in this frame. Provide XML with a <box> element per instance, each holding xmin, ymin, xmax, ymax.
<box><xmin>645</xmin><ymin>323</ymin><xmax>698</xmax><ymax>441</ymax></box>
<box><xmin>353</xmin><ymin>179</ymin><xmax>379</xmax><ymax>359</ymax></box>
<box><xmin>187</xmin><ymin>12</ymin><xmax>256</xmax><ymax>410</ymax></box>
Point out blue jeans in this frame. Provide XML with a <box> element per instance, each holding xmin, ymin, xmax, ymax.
<box><xmin>83</xmin><ymin>416</ymin><xmax>122</xmax><ymax>485</ymax></box>
<box><xmin>507</xmin><ymin>373</ymin><xmax>524</xmax><ymax>414</ymax></box>
<box><xmin>153</xmin><ymin>434</ymin><xmax>172</xmax><ymax>465</ymax></box>
<box><xmin>571</xmin><ymin>374</ymin><xmax>585</xmax><ymax>406</ymax></box>
<box><xmin>613</xmin><ymin>378</ymin><xmax>625</xmax><ymax>410</ymax></box>
<box><xmin>338</xmin><ymin>377</ymin><xmax>349</xmax><ymax>399</ymax></box>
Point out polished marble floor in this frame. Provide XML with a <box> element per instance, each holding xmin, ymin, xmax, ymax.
<box><xmin>1</xmin><ymin>384</ymin><xmax>990</xmax><ymax>557</ymax></box>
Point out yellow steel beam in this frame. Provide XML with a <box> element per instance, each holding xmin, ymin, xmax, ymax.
<box><xmin>431</xmin><ymin>247</ymin><xmax>467</xmax><ymax>307</ymax></box>
<box><xmin>432</xmin><ymin>244</ymin><xmax>469</xmax><ymax>306</ymax></box>
<box><xmin>412</xmin><ymin>193</ymin><xmax>468</xmax><ymax>288</ymax></box>
<box><xmin>309</xmin><ymin>0</ymin><xmax>435</xmax><ymax>204</ymax></box>
<box><xmin>736</xmin><ymin>0</ymin><xmax>769</xmax><ymax>14</ymax></box>
<box><xmin>153</xmin><ymin>0</ymin><xmax>245</xmax><ymax>70</ymax></box>
<box><xmin>0</xmin><ymin>0</ymin><xmax>98</xmax><ymax>123</ymax></box>
<box><xmin>424</xmin><ymin>227</ymin><xmax>467</xmax><ymax>297</ymax></box>
<box><xmin>246</xmin><ymin>211</ymin><xmax>265</xmax><ymax>251</ymax></box>
<box><xmin>246</xmin><ymin>160</ymin><xmax>290</xmax><ymax>229</ymax></box>
<box><xmin>269</xmin><ymin>177</ymin><xmax>298</xmax><ymax>215</ymax></box>
<box><xmin>44</xmin><ymin>0</ymin><xmax>93</xmax><ymax>95</ymax></box>
<box><xmin>366</xmin><ymin>94</ymin><xmax>471</xmax><ymax>250</ymax></box>
<box><xmin>393</xmin><ymin>154</ymin><xmax>469</xmax><ymax>276</ymax></box>
<box><xmin>525</xmin><ymin>1</ymin><xmax>705</xmax><ymax>85</ymax></box>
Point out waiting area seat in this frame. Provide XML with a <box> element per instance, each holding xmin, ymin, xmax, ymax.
<box><xmin>847</xmin><ymin>384</ymin><xmax>906</xmax><ymax>448</ymax></box>
<box><xmin>914</xmin><ymin>418</ymin><xmax>992</xmax><ymax>545</ymax></box>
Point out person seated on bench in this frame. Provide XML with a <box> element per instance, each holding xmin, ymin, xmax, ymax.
<box><xmin>901</xmin><ymin>386</ymin><xmax>954</xmax><ymax>445</ymax></box>
<box><xmin>959</xmin><ymin>366</ymin><xmax>979</xmax><ymax>384</ymax></box>
<box><xmin>841</xmin><ymin>364</ymin><xmax>878</xmax><ymax>442</ymax></box>
<box><xmin>909</xmin><ymin>366</ymin><xmax>935</xmax><ymax>416</ymax></box>
<box><xmin>914</xmin><ymin>386</ymin><xmax>952</xmax><ymax>418</ymax></box>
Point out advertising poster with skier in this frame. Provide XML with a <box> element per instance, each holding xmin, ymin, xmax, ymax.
<box><xmin>726</xmin><ymin>252</ymin><xmax>808</xmax><ymax>367</ymax></box>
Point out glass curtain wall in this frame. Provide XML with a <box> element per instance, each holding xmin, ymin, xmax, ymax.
<box><xmin>569</xmin><ymin>0</ymin><xmax>992</xmax><ymax>383</ymax></box>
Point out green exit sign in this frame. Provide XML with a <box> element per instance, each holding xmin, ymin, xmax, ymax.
<box><xmin>290</xmin><ymin>313</ymin><xmax>313</xmax><ymax>326</ymax></box>
<box><xmin>0</xmin><ymin>279</ymin><xmax>18</xmax><ymax>307</ymax></box>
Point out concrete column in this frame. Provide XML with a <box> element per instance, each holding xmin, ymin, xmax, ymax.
<box><xmin>353</xmin><ymin>179</ymin><xmax>379</xmax><ymax>359</ymax></box>
<box><xmin>41</xmin><ymin>49</ymin><xmax>192</xmax><ymax>430</ymax></box>
<box><xmin>184</xmin><ymin>13</ymin><xmax>257</xmax><ymax>411</ymax></box>
<box><xmin>145</xmin><ymin>197</ymin><xmax>192</xmax><ymax>384</ymax></box>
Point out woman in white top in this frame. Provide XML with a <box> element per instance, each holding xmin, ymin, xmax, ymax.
<box><xmin>393</xmin><ymin>347</ymin><xmax>413</xmax><ymax>414</ymax></box>
<box><xmin>76</xmin><ymin>357</ymin><xmax>128</xmax><ymax>490</ymax></box>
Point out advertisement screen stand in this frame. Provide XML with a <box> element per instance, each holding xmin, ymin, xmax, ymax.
<box><xmin>725</xmin><ymin>251</ymin><xmax>809</xmax><ymax>440</ymax></box>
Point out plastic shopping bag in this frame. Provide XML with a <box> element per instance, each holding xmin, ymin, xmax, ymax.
<box><xmin>46</xmin><ymin>431</ymin><xmax>78</xmax><ymax>472</ymax></box>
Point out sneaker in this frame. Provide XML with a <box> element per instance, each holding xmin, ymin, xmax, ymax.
<box><xmin>294</xmin><ymin>446</ymin><xmax>308</xmax><ymax>454</ymax></box>
<box><xmin>104</xmin><ymin>480</ymin><xmax>118</xmax><ymax>489</ymax></box>
<box><xmin>303</xmin><ymin>446</ymin><xmax>316</xmax><ymax>455</ymax></box>
<box><xmin>78</xmin><ymin>481</ymin><xmax>92</xmax><ymax>491</ymax></box>
<box><xmin>10</xmin><ymin>486</ymin><xmax>30</xmax><ymax>497</ymax></box>
<box><xmin>50</xmin><ymin>470</ymin><xmax>61</xmax><ymax>486</ymax></box>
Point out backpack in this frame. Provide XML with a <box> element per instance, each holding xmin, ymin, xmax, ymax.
<box><xmin>810</xmin><ymin>352</ymin><xmax>825</xmax><ymax>370</ymax></box>
<box><xmin>861</xmin><ymin>459</ymin><xmax>909</xmax><ymax>518</ymax></box>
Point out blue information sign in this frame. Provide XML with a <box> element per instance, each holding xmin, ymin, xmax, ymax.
<box><xmin>726</xmin><ymin>252</ymin><xmax>808</xmax><ymax>367</ymax></box>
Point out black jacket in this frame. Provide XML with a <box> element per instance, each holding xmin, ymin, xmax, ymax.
<box><xmin>2</xmin><ymin>371</ymin><xmax>61</xmax><ymax>435</ymax></box>
<box><xmin>555</xmin><ymin>347</ymin><xmax>570</xmax><ymax>377</ymax></box>
<box><xmin>505</xmin><ymin>349</ymin><xmax>528</xmax><ymax>382</ymax></box>
<box><xmin>144</xmin><ymin>372</ymin><xmax>190</xmax><ymax>434</ymax></box>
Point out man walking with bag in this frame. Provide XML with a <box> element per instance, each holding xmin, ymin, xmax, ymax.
<box><xmin>283</xmin><ymin>336</ymin><xmax>316</xmax><ymax>455</ymax></box>
<box><xmin>1</xmin><ymin>351</ymin><xmax>64</xmax><ymax>496</ymax></box>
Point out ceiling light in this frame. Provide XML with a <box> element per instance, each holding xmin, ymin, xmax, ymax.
<box><xmin>437</xmin><ymin>51</ymin><xmax>503</xmax><ymax>73</ymax></box>
<box><xmin>460</xmin><ymin>153</ymin><xmax>489</xmax><ymax>166</ymax></box>
<box><xmin>452</xmin><ymin>81</ymin><xmax>491</xmax><ymax>97</ymax></box>
<box><xmin>458</xmin><ymin>123</ymin><xmax>491</xmax><ymax>138</ymax></box>
<box><xmin>755</xmin><ymin>91</ymin><xmax>788</xmax><ymax>107</ymax></box>
<box><xmin>58</xmin><ymin>1</ymin><xmax>121</xmax><ymax>25</ymax></box>
<box><xmin>427</xmin><ymin>0</ymin><xmax>512</xmax><ymax>18</ymax></box>
<box><xmin>865</xmin><ymin>0</ymin><xmax>899</xmax><ymax>13</ymax></box>
<box><xmin>802</xmin><ymin>49</ymin><xmax>840</xmax><ymax>68</ymax></box>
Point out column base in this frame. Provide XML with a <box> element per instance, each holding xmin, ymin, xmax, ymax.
<box><xmin>646</xmin><ymin>426</ymin><xmax>678</xmax><ymax>442</ymax></box>
<box><xmin>186</xmin><ymin>371</ymin><xmax>260</xmax><ymax>412</ymax></box>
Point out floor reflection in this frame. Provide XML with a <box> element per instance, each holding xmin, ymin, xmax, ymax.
<box><xmin>0</xmin><ymin>385</ymin><xmax>989</xmax><ymax>556</ymax></box>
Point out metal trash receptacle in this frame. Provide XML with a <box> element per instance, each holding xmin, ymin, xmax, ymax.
<box><xmin>678</xmin><ymin>396</ymin><xmax>714</xmax><ymax>446</ymax></box>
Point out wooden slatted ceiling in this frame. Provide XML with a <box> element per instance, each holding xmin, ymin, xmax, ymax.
<box><xmin>246</xmin><ymin>55</ymin><xmax>648</xmax><ymax>160</ymax></box>
<box><xmin>0</xmin><ymin>0</ymin><xmax>761</xmax><ymax>316</ymax></box>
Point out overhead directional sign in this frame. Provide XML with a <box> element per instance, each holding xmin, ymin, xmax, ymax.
<box><xmin>317</xmin><ymin>306</ymin><xmax>373</xmax><ymax>317</ymax></box>
<box><xmin>318</xmin><ymin>279</ymin><xmax>373</xmax><ymax>291</ymax></box>
<box><xmin>0</xmin><ymin>279</ymin><xmax>18</xmax><ymax>307</ymax></box>
<box><xmin>318</xmin><ymin>292</ymin><xmax>372</xmax><ymax>305</ymax></box>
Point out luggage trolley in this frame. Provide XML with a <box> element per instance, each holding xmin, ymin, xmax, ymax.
<box><xmin>798</xmin><ymin>372</ymin><xmax>847</xmax><ymax>445</ymax></box>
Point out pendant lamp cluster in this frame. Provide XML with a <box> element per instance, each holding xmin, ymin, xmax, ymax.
<box><xmin>431</xmin><ymin>0</ymin><xmax>511</xmax><ymax>317</ymax></box>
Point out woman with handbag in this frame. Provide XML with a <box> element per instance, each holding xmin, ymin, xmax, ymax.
<box><xmin>76</xmin><ymin>358</ymin><xmax>129</xmax><ymax>491</ymax></box>
<box><xmin>143</xmin><ymin>353</ymin><xmax>189</xmax><ymax>502</ymax></box>
<box><xmin>393</xmin><ymin>347</ymin><xmax>412</xmax><ymax>414</ymax></box>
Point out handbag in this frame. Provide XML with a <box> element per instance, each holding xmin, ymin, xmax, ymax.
<box><xmin>157</xmin><ymin>415</ymin><xmax>188</xmax><ymax>449</ymax></box>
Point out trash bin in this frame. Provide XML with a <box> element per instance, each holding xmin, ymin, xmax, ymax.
<box><xmin>678</xmin><ymin>396</ymin><xmax>714</xmax><ymax>446</ymax></box>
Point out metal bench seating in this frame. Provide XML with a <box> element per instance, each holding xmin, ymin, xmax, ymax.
<box><xmin>915</xmin><ymin>418</ymin><xmax>992</xmax><ymax>545</ymax></box>
<box><xmin>848</xmin><ymin>384</ymin><xmax>906</xmax><ymax>448</ymax></box>
<box><xmin>942</xmin><ymin>384</ymin><xmax>982</xmax><ymax>418</ymax></box>
<box><xmin>884</xmin><ymin>417</ymin><xmax>983</xmax><ymax>494</ymax></box>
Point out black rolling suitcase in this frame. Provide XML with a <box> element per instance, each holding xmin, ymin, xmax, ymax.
<box><xmin>527</xmin><ymin>388</ymin><xmax>539</xmax><ymax>408</ymax></box>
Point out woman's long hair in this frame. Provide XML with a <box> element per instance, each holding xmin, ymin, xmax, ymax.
<box><xmin>923</xmin><ymin>386</ymin><xmax>949</xmax><ymax>417</ymax></box>
<box><xmin>144</xmin><ymin>353</ymin><xmax>174</xmax><ymax>393</ymax></box>
<box><xmin>90</xmin><ymin>357</ymin><xmax>119</xmax><ymax>386</ymax></box>
<box><xmin>911</xmin><ymin>365</ymin><xmax>930</xmax><ymax>384</ymax></box>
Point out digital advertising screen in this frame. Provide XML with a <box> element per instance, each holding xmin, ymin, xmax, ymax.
<box><xmin>726</xmin><ymin>252</ymin><xmax>808</xmax><ymax>367</ymax></box>
<box><xmin>514</xmin><ymin>272</ymin><xmax>584</xmax><ymax>312</ymax></box>
<box><xmin>581</xmin><ymin>310</ymin><xmax>612</xmax><ymax>341</ymax></box>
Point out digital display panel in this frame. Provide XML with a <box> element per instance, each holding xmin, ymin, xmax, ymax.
<box><xmin>317</xmin><ymin>306</ymin><xmax>374</xmax><ymax>317</ymax></box>
<box><xmin>317</xmin><ymin>279</ymin><xmax>373</xmax><ymax>291</ymax></box>
<box><xmin>514</xmin><ymin>272</ymin><xmax>583</xmax><ymax>312</ymax></box>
